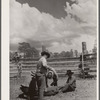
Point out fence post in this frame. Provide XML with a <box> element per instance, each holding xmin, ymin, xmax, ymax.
<box><xmin>82</xmin><ymin>52</ymin><xmax>84</xmax><ymax>69</ymax></box>
<box><xmin>82</xmin><ymin>42</ymin><xmax>87</xmax><ymax>69</ymax></box>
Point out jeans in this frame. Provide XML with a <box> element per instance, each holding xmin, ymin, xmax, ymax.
<box><xmin>36</xmin><ymin>73</ymin><xmax>45</xmax><ymax>100</ymax></box>
<box><xmin>28</xmin><ymin>77</ymin><xmax>37</xmax><ymax>99</ymax></box>
<box><xmin>61</xmin><ymin>84</ymin><xmax>75</xmax><ymax>93</ymax></box>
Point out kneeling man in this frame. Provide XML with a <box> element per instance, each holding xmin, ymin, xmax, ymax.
<box><xmin>46</xmin><ymin>69</ymin><xmax>58</xmax><ymax>87</ymax></box>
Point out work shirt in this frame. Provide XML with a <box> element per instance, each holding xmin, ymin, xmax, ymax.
<box><xmin>66</xmin><ymin>76</ymin><xmax>76</xmax><ymax>89</ymax></box>
<box><xmin>36</xmin><ymin>56</ymin><xmax>48</xmax><ymax>74</ymax></box>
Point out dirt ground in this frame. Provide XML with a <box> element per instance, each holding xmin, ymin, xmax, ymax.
<box><xmin>10</xmin><ymin>74</ymin><xmax>97</xmax><ymax>100</ymax></box>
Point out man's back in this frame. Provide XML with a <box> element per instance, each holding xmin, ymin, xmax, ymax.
<box><xmin>36</xmin><ymin>57</ymin><xmax>48</xmax><ymax>74</ymax></box>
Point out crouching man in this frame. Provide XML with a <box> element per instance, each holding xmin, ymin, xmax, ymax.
<box><xmin>46</xmin><ymin>69</ymin><xmax>58</xmax><ymax>87</ymax></box>
<box><xmin>59</xmin><ymin>70</ymin><xmax>76</xmax><ymax>93</ymax></box>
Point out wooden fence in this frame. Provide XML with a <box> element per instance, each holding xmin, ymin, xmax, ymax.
<box><xmin>10</xmin><ymin>56</ymin><xmax>97</xmax><ymax>77</ymax></box>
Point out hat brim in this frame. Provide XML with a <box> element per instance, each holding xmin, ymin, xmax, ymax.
<box><xmin>41</xmin><ymin>51</ymin><xmax>50</xmax><ymax>58</ymax></box>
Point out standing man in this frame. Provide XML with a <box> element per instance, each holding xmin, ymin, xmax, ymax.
<box><xmin>36</xmin><ymin>51</ymin><xmax>57</xmax><ymax>100</ymax></box>
<box><xmin>17</xmin><ymin>62</ymin><xmax>22</xmax><ymax>78</ymax></box>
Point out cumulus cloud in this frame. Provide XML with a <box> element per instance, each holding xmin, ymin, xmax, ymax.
<box><xmin>10</xmin><ymin>0</ymin><xmax>97</xmax><ymax>52</ymax></box>
<box><xmin>65</xmin><ymin>0</ymin><xmax>97</xmax><ymax>27</ymax></box>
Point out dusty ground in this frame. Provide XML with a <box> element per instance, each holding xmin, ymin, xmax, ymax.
<box><xmin>10</xmin><ymin>74</ymin><xmax>97</xmax><ymax>100</ymax></box>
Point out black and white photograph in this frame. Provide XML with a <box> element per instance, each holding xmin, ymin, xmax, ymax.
<box><xmin>9</xmin><ymin>0</ymin><xmax>98</xmax><ymax>100</ymax></box>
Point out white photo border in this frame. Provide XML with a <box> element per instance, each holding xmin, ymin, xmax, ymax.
<box><xmin>1</xmin><ymin>0</ymin><xmax>99</xmax><ymax>100</ymax></box>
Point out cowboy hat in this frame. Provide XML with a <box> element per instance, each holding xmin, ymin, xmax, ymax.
<box><xmin>66</xmin><ymin>70</ymin><xmax>74</xmax><ymax>75</ymax></box>
<box><xmin>41</xmin><ymin>51</ymin><xmax>50</xmax><ymax>58</ymax></box>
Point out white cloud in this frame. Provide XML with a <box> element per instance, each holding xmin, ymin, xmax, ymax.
<box><xmin>10</xmin><ymin>0</ymin><xmax>97</xmax><ymax>52</ymax></box>
<box><xmin>65</xmin><ymin>0</ymin><xmax>97</xmax><ymax>27</ymax></box>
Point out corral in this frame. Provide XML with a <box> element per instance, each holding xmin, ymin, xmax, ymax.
<box><xmin>10</xmin><ymin>57</ymin><xmax>97</xmax><ymax>100</ymax></box>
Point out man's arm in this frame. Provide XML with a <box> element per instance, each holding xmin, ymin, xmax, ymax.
<box><xmin>41</xmin><ymin>58</ymin><xmax>54</xmax><ymax>70</ymax></box>
<box><xmin>67</xmin><ymin>77</ymin><xmax>76</xmax><ymax>85</ymax></box>
<box><xmin>41</xmin><ymin>57</ymin><xmax>49</xmax><ymax>68</ymax></box>
<box><xmin>48</xmin><ymin>67</ymin><xmax>58</xmax><ymax>79</ymax></box>
<box><xmin>45</xmin><ymin>76</ymin><xmax>49</xmax><ymax>87</ymax></box>
<box><xmin>41</xmin><ymin>57</ymin><xmax>58</xmax><ymax>78</ymax></box>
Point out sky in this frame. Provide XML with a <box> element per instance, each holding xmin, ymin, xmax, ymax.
<box><xmin>10</xmin><ymin>0</ymin><xmax>97</xmax><ymax>53</ymax></box>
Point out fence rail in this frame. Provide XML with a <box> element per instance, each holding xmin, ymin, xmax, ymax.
<box><xmin>10</xmin><ymin>56</ymin><xmax>97</xmax><ymax>77</ymax></box>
